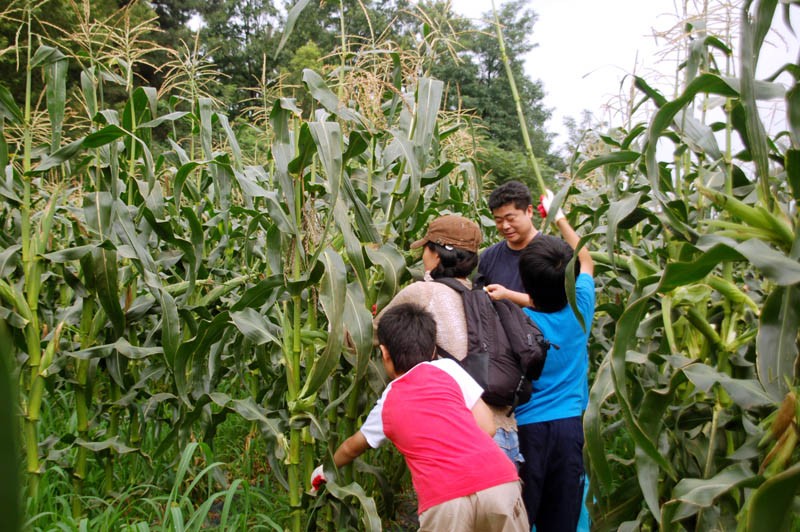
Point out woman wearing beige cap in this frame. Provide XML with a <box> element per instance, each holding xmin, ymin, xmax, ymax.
<box><xmin>374</xmin><ymin>215</ymin><xmax>521</xmax><ymax>467</ymax></box>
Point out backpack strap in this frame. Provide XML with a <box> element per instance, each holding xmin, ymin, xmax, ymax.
<box><xmin>433</xmin><ymin>277</ymin><xmax>468</xmax><ymax>293</ymax></box>
<box><xmin>505</xmin><ymin>374</ymin><xmax>529</xmax><ymax>416</ymax></box>
<box><xmin>435</xmin><ymin>344</ymin><xmax>457</xmax><ymax>361</ymax></box>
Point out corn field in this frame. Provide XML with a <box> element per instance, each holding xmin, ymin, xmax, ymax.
<box><xmin>0</xmin><ymin>0</ymin><xmax>799</xmax><ymax>530</ymax></box>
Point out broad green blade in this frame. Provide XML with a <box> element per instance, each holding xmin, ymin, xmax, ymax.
<box><xmin>584</xmin><ymin>353</ymin><xmax>614</xmax><ymax>493</ymax></box>
<box><xmin>309</xmin><ymin>121</ymin><xmax>343</xmax><ymax>209</ymax></box>
<box><xmin>610</xmin><ymin>293</ymin><xmax>677</xmax><ymax>479</ymax></box>
<box><xmin>231</xmin><ymin>308</ymin><xmax>281</xmax><ymax>346</ymax></box>
<box><xmin>324</xmin><ymin>480</ymin><xmax>382</xmax><ymax>532</ymax></box>
<box><xmin>606</xmin><ymin>193</ymin><xmax>642</xmax><ymax>274</ymax></box>
<box><xmin>174</xmin><ymin>312</ymin><xmax>231</xmax><ymax>406</ymax></box>
<box><xmin>663</xmin><ymin>355</ymin><xmax>773</xmax><ymax>409</ymax></box>
<box><xmin>157</xmin><ymin>288</ymin><xmax>180</xmax><ymax>369</ymax></box>
<box><xmin>0</xmin><ymin>84</ymin><xmax>23</xmax><ymax>123</ymax></box>
<box><xmin>413</xmin><ymin>77</ymin><xmax>444</xmax><ymax>169</ymax></box>
<box><xmin>365</xmin><ymin>244</ymin><xmax>407</xmax><ymax>310</ymax></box>
<box><xmin>343</xmin><ymin>280</ymin><xmax>374</xmax><ymax>381</ymax></box>
<box><xmin>269</xmin><ymin>98</ymin><xmax>299</xmax><ymax>224</ymax></box>
<box><xmin>574</xmin><ymin>151</ymin><xmax>640</xmax><ymax>181</ymax></box>
<box><xmin>746</xmin><ymin>462</ymin><xmax>800</xmax><ymax>531</ymax></box>
<box><xmin>93</xmin><ymin>247</ymin><xmax>124</xmax><ymax>339</ymax></box>
<box><xmin>216</xmin><ymin>113</ymin><xmax>242</xmax><ymax>171</ymax></box>
<box><xmin>46</xmin><ymin>56</ymin><xmax>68</xmax><ymax>150</ymax></box>
<box><xmin>388</xmin><ymin>129</ymin><xmax>422</xmax><ymax>220</ymax></box>
<box><xmin>34</xmin><ymin>139</ymin><xmax>83</xmax><ymax>172</ymax></box>
<box><xmin>756</xmin><ymin>285</ymin><xmax>800</xmax><ymax>401</ymax></box>
<box><xmin>198</xmin><ymin>97</ymin><xmax>213</xmax><ymax>160</ymax></box>
<box><xmin>334</xmin><ymin>198</ymin><xmax>368</xmax><ymax>293</ymax></box>
<box><xmin>669</xmin><ymin>463</ymin><xmax>756</xmax><ymax>515</ymax></box>
<box><xmin>300</xmin><ymin>247</ymin><xmax>346</xmax><ymax>399</ymax></box>
<box><xmin>302</xmin><ymin>69</ymin><xmax>363</xmax><ymax>124</ymax></box>
<box><xmin>274</xmin><ymin>0</ymin><xmax>313</xmax><ymax>58</ymax></box>
<box><xmin>74</xmin><ymin>436</ymin><xmax>139</xmax><ymax>454</ymax></box>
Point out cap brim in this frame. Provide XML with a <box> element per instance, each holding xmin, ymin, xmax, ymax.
<box><xmin>409</xmin><ymin>237</ymin><xmax>427</xmax><ymax>249</ymax></box>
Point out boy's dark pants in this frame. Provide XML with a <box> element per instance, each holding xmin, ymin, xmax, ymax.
<box><xmin>518</xmin><ymin>416</ymin><xmax>585</xmax><ymax>532</ymax></box>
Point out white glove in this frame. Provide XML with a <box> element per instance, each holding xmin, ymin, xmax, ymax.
<box><xmin>538</xmin><ymin>189</ymin><xmax>566</xmax><ymax>222</ymax></box>
<box><xmin>310</xmin><ymin>464</ymin><xmax>327</xmax><ymax>494</ymax></box>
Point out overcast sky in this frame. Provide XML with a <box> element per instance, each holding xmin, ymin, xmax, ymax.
<box><xmin>449</xmin><ymin>0</ymin><xmax>797</xmax><ymax>151</ymax></box>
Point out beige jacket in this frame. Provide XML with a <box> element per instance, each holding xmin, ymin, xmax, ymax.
<box><xmin>374</xmin><ymin>279</ymin><xmax>517</xmax><ymax>432</ymax></box>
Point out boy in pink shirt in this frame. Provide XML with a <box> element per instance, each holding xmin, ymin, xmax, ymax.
<box><xmin>314</xmin><ymin>303</ymin><xmax>528</xmax><ymax>531</ymax></box>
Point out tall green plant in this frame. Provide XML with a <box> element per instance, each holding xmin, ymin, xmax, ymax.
<box><xmin>572</xmin><ymin>1</ymin><xmax>800</xmax><ymax>529</ymax></box>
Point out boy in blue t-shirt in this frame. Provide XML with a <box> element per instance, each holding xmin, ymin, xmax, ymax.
<box><xmin>516</xmin><ymin>190</ymin><xmax>595</xmax><ymax>532</ymax></box>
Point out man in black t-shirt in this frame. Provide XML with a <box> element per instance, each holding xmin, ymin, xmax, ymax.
<box><xmin>477</xmin><ymin>181</ymin><xmax>540</xmax><ymax>307</ymax></box>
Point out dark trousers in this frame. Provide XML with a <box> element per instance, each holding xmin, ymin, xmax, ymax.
<box><xmin>518</xmin><ymin>417</ymin><xmax>585</xmax><ymax>532</ymax></box>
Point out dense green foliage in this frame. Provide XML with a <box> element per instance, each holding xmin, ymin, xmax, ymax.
<box><xmin>1</xmin><ymin>0</ymin><xmax>799</xmax><ymax>531</ymax></box>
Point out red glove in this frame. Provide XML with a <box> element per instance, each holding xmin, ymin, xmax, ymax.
<box><xmin>538</xmin><ymin>189</ymin><xmax>565</xmax><ymax>221</ymax></box>
<box><xmin>310</xmin><ymin>465</ymin><xmax>327</xmax><ymax>494</ymax></box>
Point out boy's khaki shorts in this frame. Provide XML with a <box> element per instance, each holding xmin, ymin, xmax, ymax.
<box><xmin>418</xmin><ymin>480</ymin><xmax>529</xmax><ymax>532</ymax></box>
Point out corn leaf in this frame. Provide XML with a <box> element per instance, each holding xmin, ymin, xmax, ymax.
<box><xmin>342</xmin><ymin>167</ymin><xmax>381</xmax><ymax>244</ymax></box>
<box><xmin>74</xmin><ymin>436</ymin><xmax>139</xmax><ymax>455</ymax></box>
<box><xmin>664</xmin><ymin>355</ymin><xmax>773</xmax><ymax>409</ymax></box>
<box><xmin>157</xmin><ymin>289</ymin><xmax>180</xmax><ymax>369</ymax></box>
<box><xmin>269</xmin><ymin>98</ymin><xmax>299</xmax><ymax>224</ymax></box>
<box><xmin>389</xmin><ymin>129</ymin><xmax>423</xmax><ymax>220</ymax></box>
<box><xmin>34</xmin><ymin>139</ymin><xmax>84</xmax><ymax>172</ymax></box>
<box><xmin>746</xmin><ymin>462</ymin><xmax>800</xmax><ymax>531</ymax></box>
<box><xmin>231</xmin><ymin>308</ymin><xmax>281</xmax><ymax>346</ymax></box>
<box><xmin>137</xmin><ymin>111</ymin><xmax>190</xmax><ymax>129</ymax></box>
<box><xmin>610</xmin><ymin>293</ymin><xmax>677</xmax><ymax>479</ymax></box>
<box><xmin>365</xmin><ymin>244</ymin><xmax>407</xmax><ymax>310</ymax></box>
<box><xmin>302</xmin><ymin>69</ymin><xmax>363</xmax><ymax>124</ymax></box>
<box><xmin>0</xmin><ymin>245</ymin><xmax>21</xmax><ymax>278</ymax></box>
<box><xmin>752</xmin><ymin>0</ymin><xmax>779</xmax><ymax>61</ymax></box>
<box><xmin>309</xmin><ymin>121</ymin><xmax>343</xmax><ymax>209</ymax></box>
<box><xmin>334</xmin><ymin>198</ymin><xmax>368</xmax><ymax>292</ymax></box>
<box><xmin>740</xmin><ymin>5</ymin><xmax>772</xmax><ymax>203</ymax></box>
<box><xmin>666</xmin><ymin>237</ymin><xmax>800</xmax><ymax>289</ymax></box>
<box><xmin>574</xmin><ymin>151</ymin><xmax>640</xmax><ymax>182</ymax></box>
<box><xmin>584</xmin><ymin>353</ymin><xmax>615</xmax><ymax>493</ymax></box>
<box><xmin>343</xmin><ymin>280</ymin><xmax>374</xmax><ymax>381</ymax></box>
<box><xmin>324</xmin><ymin>479</ymin><xmax>382</xmax><ymax>532</ymax></box>
<box><xmin>413</xmin><ymin>77</ymin><xmax>444</xmax><ymax>170</ymax></box>
<box><xmin>45</xmin><ymin>57</ymin><xmax>68</xmax><ymax>150</ymax></box>
<box><xmin>274</xmin><ymin>0</ymin><xmax>313</xmax><ymax>59</ymax></box>
<box><xmin>230</xmin><ymin>275</ymin><xmax>284</xmax><ymax>312</ymax></box>
<box><xmin>606</xmin><ymin>193</ymin><xmax>643</xmax><ymax>270</ymax></box>
<box><xmin>30</xmin><ymin>45</ymin><xmax>65</xmax><ymax>68</ymax></box>
<box><xmin>216</xmin><ymin>113</ymin><xmax>242</xmax><ymax>171</ymax></box>
<box><xmin>756</xmin><ymin>285</ymin><xmax>800</xmax><ymax>401</ymax></box>
<box><xmin>300</xmin><ymin>248</ymin><xmax>346</xmax><ymax>399</ymax></box>
<box><xmin>668</xmin><ymin>463</ymin><xmax>756</xmax><ymax>517</ymax></box>
<box><xmin>0</xmin><ymin>84</ymin><xmax>22</xmax><ymax>123</ymax></box>
<box><xmin>174</xmin><ymin>312</ymin><xmax>231</xmax><ymax>406</ymax></box>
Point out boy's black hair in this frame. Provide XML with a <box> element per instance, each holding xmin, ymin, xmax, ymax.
<box><xmin>519</xmin><ymin>234</ymin><xmax>580</xmax><ymax>313</ymax></box>
<box><xmin>488</xmin><ymin>180</ymin><xmax>532</xmax><ymax>212</ymax></box>
<box><xmin>377</xmin><ymin>303</ymin><xmax>437</xmax><ymax>374</ymax></box>
<box><xmin>425</xmin><ymin>241</ymin><xmax>478</xmax><ymax>279</ymax></box>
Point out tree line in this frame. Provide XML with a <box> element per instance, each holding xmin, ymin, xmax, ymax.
<box><xmin>0</xmin><ymin>0</ymin><xmax>565</xmax><ymax>188</ymax></box>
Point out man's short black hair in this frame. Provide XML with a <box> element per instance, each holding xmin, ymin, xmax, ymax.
<box><xmin>488</xmin><ymin>180</ymin><xmax>532</xmax><ymax>212</ymax></box>
<box><xmin>425</xmin><ymin>241</ymin><xmax>479</xmax><ymax>279</ymax></box>
<box><xmin>377</xmin><ymin>303</ymin><xmax>437</xmax><ymax>374</ymax></box>
<box><xmin>519</xmin><ymin>234</ymin><xmax>580</xmax><ymax>313</ymax></box>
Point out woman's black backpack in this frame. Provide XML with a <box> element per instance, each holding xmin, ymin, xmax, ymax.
<box><xmin>434</xmin><ymin>278</ymin><xmax>552</xmax><ymax>408</ymax></box>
